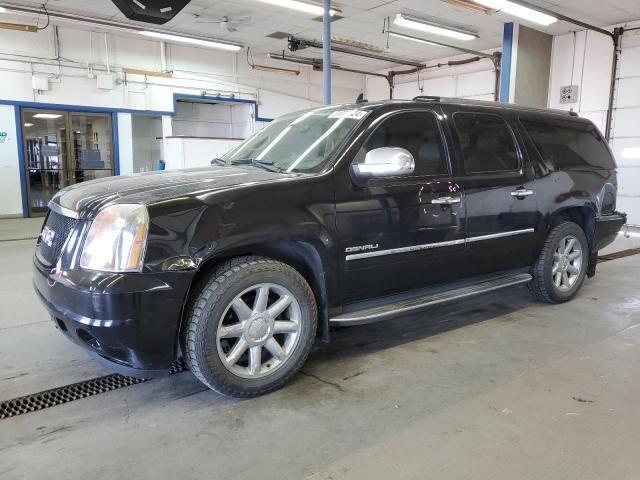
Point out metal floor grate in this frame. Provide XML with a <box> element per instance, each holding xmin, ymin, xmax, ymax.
<box><xmin>0</xmin><ymin>359</ymin><xmax>187</xmax><ymax>420</ymax></box>
<box><xmin>598</xmin><ymin>248</ymin><xmax>640</xmax><ymax>262</ymax></box>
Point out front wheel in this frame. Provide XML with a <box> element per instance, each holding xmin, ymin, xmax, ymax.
<box><xmin>184</xmin><ymin>256</ymin><xmax>317</xmax><ymax>397</ymax></box>
<box><xmin>529</xmin><ymin>221</ymin><xmax>589</xmax><ymax>304</ymax></box>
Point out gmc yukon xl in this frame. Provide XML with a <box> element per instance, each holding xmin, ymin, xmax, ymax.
<box><xmin>33</xmin><ymin>98</ymin><xmax>626</xmax><ymax>397</ymax></box>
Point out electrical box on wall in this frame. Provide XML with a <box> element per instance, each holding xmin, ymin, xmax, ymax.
<box><xmin>97</xmin><ymin>74</ymin><xmax>115</xmax><ymax>90</ymax></box>
<box><xmin>32</xmin><ymin>75</ymin><xmax>50</xmax><ymax>91</ymax></box>
<box><xmin>560</xmin><ymin>85</ymin><xmax>579</xmax><ymax>104</ymax></box>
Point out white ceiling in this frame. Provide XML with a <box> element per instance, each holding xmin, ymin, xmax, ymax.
<box><xmin>6</xmin><ymin>0</ymin><xmax>640</xmax><ymax>69</ymax></box>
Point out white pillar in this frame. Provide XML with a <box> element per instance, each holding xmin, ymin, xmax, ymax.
<box><xmin>117</xmin><ymin>112</ymin><xmax>133</xmax><ymax>175</ymax></box>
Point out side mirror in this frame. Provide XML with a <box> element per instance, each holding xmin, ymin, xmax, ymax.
<box><xmin>352</xmin><ymin>147</ymin><xmax>415</xmax><ymax>181</ymax></box>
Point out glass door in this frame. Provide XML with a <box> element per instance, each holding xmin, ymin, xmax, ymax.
<box><xmin>22</xmin><ymin>109</ymin><xmax>113</xmax><ymax>216</ymax></box>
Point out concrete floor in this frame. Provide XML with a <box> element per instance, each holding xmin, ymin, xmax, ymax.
<box><xmin>1</xmin><ymin>219</ymin><xmax>639</xmax><ymax>480</ymax></box>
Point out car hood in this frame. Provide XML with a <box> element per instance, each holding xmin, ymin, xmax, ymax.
<box><xmin>51</xmin><ymin>166</ymin><xmax>288</xmax><ymax>217</ymax></box>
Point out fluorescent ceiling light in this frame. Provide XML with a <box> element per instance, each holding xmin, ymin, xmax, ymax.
<box><xmin>472</xmin><ymin>0</ymin><xmax>557</xmax><ymax>26</ymax></box>
<box><xmin>622</xmin><ymin>147</ymin><xmax>640</xmax><ymax>160</ymax></box>
<box><xmin>24</xmin><ymin>123</ymin><xmax>33</xmax><ymax>127</ymax></box>
<box><xmin>389</xmin><ymin>31</ymin><xmax>445</xmax><ymax>47</ymax></box>
<box><xmin>394</xmin><ymin>14</ymin><xmax>478</xmax><ymax>41</ymax></box>
<box><xmin>252</xmin><ymin>64</ymin><xmax>300</xmax><ymax>75</ymax></box>
<box><xmin>254</xmin><ymin>0</ymin><xmax>336</xmax><ymax>16</ymax></box>
<box><xmin>33</xmin><ymin>114</ymin><xmax>62</xmax><ymax>119</ymax></box>
<box><xmin>139</xmin><ymin>31</ymin><xmax>242</xmax><ymax>51</ymax></box>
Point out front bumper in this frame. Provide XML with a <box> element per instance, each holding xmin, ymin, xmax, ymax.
<box><xmin>33</xmin><ymin>256</ymin><xmax>194</xmax><ymax>377</ymax></box>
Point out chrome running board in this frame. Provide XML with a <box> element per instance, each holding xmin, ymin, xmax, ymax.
<box><xmin>330</xmin><ymin>272</ymin><xmax>532</xmax><ymax>326</ymax></box>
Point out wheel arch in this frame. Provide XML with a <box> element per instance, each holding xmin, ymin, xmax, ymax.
<box><xmin>547</xmin><ymin>205</ymin><xmax>597</xmax><ymax>247</ymax></box>
<box><xmin>542</xmin><ymin>204</ymin><xmax>598</xmax><ymax>277</ymax></box>
<box><xmin>176</xmin><ymin>240</ymin><xmax>332</xmax><ymax>359</ymax></box>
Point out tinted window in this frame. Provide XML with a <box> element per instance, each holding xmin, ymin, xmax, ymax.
<box><xmin>520</xmin><ymin>119</ymin><xmax>615</xmax><ymax>170</ymax></box>
<box><xmin>454</xmin><ymin>113</ymin><xmax>519</xmax><ymax>173</ymax></box>
<box><xmin>362</xmin><ymin>111</ymin><xmax>449</xmax><ymax>176</ymax></box>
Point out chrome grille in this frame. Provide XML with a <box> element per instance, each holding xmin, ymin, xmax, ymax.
<box><xmin>37</xmin><ymin>210</ymin><xmax>78</xmax><ymax>266</ymax></box>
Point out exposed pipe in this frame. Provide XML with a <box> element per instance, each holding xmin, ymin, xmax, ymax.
<box><xmin>604</xmin><ymin>27</ymin><xmax>624</xmax><ymax>141</ymax></box>
<box><xmin>289</xmin><ymin>36</ymin><xmax>425</xmax><ymax>68</ymax></box>
<box><xmin>384</xmin><ymin>29</ymin><xmax>496</xmax><ymax>59</ymax></box>
<box><xmin>267</xmin><ymin>52</ymin><xmax>391</xmax><ymax>83</ymax></box>
<box><xmin>104</xmin><ymin>33</ymin><xmax>110</xmax><ymax>74</ymax></box>
<box><xmin>507</xmin><ymin>0</ymin><xmax>614</xmax><ymax>39</ymax></box>
<box><xmin>160</xmin><ymin>41</ymin><xmax>167</xmax><ymax>72</ymax></box>
<box><xmin>383</xmin><ymin>27</ymin><xmax>502</xmax><ymax>100</ymax></box>
<box><xmin>322</xmin><ymin>0</ymin><xmax>331</xmax><ymax>105</ymax></box>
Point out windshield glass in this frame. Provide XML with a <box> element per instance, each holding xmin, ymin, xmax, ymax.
<box><xmin>222</xmin><ymin>106</ymin><xmax>368</xmax><ymax>173</ymax></box>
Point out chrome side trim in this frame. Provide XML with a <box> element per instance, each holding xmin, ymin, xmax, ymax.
<box><xmin>346</xmin><ymin>238</ymin><xmax>466</xmax><ymax>261</ymax></box>
<box><xmin>345</xmin><ymin>228</ymin><xmax>535</xmax><ymax>261</ymax></box>
<box><xmin>466</xmin><ymin>228</ymin><xmax>535</xmax><ymax>243</ymax></box>
<box><xmin>48</xmin><ymin>201</ymin><xmax>80</xmax><ymax>219</ymax></box>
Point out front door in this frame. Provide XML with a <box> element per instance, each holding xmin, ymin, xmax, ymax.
<box><xmin>334</xmin><ymin>109</ymin><xmax>467</xmax><ymax>304</ymax></box>
<box><xmin>22</xmin><ymin>109</ymin><xmax>114</xmax><ymax>216</ymax></box>
<box><xmin>444</xmin><ymin>107</ymin><xmax>539</xmax><ymax>276</ymax></box>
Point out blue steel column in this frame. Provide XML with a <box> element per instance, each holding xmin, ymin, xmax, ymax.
<box><xmin>323</xmin><ymin>0</ymin><xmax>331</xmax><ymax>105</ymax></box>
<box><xmin>500</xmin><ymin>22</ymin><xmax>514</xmax><ymax>103</ymax></box>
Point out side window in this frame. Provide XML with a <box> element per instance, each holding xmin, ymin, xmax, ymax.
<box><xmin>362</xmin><ymin>111</ymin><xmax>449</xmax><ymax>176</ymax></box>
<box><xmin>520</xmin><ymin>119</ymin><xmax>615</xmax><ymax>170</ymax></box>
<box><xmin>454</xmin><ymin>112</ymin><xmax>520</xmax><ymax>174</ymax></box>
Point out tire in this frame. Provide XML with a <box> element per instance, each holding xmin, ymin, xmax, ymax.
<box><xmin>184</xmin><ymin>256</ymin><xmax>317</xmax><ymax>398</ymax></box>
<box><xmin>528</xmin><ymin>221</ymin><xmax>589</xmax><ymax>304</ymax></box>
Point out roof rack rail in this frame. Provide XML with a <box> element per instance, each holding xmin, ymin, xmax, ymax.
<box><xmin>412</xmin><ymin>96</ymin><xmax>579</xmax><ymax>117</ymax></box>
<box><xmin>413</xmin><ymin>95</ymin><xmax>441</xmax><ymax>102</ymax></box>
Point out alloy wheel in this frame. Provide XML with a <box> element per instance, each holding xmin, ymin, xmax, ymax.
<box><xmin>551</xmin><ymin>234</ymin><xmax>583</xmax><ymax>291</ymax></box>
<box><xmin>216</xmin><ymin>283</ymin><xmax>302</xmax><ymax>379</ymax></box>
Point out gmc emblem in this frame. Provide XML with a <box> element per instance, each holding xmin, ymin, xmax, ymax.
<box><xmin>41</xmin><ymin>226</ymin><xmax>56</xmax><ymax>247</ymax></box>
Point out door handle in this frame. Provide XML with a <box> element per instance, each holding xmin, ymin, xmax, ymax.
<box><xmin>431</xmin><ymin>196</ymin><xmax>462</xmax><ymax>205</ymax></box>
<box><xmin>511</xmin><ymin>188</ymin><xmax>535</xmax><ymax>198</ymax></box>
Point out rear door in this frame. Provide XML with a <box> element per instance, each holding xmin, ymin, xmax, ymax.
<box><xmin>443</xmin><ymin>106</ymin><xmax>539</xmax><ymax>275</ymax></box>
<box><xmin>334</xmin><ymin>107</ymin><xmax>467</xmax><ymax>304</ymax></box>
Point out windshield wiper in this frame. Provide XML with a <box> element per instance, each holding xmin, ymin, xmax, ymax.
<box><xmin>229</xmin><ymin>158</ymin><xmax>282</xmax><ymax>172</ymax></box>
<box><xmin>211</xmin><ymin>158</ymin><xmax>227</xmax><ymax>166</ymax></box>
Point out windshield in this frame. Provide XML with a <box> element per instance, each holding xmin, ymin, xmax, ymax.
<box><xmin>222</xmin><ymin>107</ymin><xmax>368</xmax><ymax>173</ymax></box>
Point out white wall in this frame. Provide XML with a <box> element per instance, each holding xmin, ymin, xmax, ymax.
<box><xmin>117</xmin><ymin>112</ymin><xmax>133</xmax><ymax>175</ymax></box>
<box><xmin>172</xmin><ymin>102</ymin><xmax>253</xmax><ymax>139</ymax></box>
<box><xmin>549</xmin><ymin>23</ymin><xmax>640</xmax><ymax>225</ymax></box>
<box><xmin>0</xmin><ymin>26</ymin><xmax>364</xmax><ymax>116</ymax></box>
<box><xmin>365</xmin><ymin>50</ymin><xmax>501</xmax><ymax>102</ymax></box>
<box><xmin>131</xmin><ymin>115</ymin><xmax>162</xmax><ymax>173</ymax></box>
<box><xmin>0</xmin><ymin>105</ymin><xmax>22</xmax><ymax>217</ymax></box>
<box><xmin>0</xmin><ymin>24</ymin><xmax>365</xmax><ymax>215</ymax></box>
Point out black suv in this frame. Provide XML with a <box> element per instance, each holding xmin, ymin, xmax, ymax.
<box><xmin>33</xmin><ymin>98</ymin><xmax>626</xmax><ymax>397</ymax></box>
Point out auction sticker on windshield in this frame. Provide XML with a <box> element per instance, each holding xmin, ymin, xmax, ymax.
<box><xmin>328</xmin><ymin>110</ymin><xmax>367</xmax><ymax>120</ymax></box>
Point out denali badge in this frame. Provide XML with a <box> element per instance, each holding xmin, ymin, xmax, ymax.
<box><xmin>41</xmin><ymin>226</ymin><xmax>56</xmax><ymax>247</ymax></box>
<box><xmin>345</xmin><ymin>244</ymin><xmax>379</xmax><ymax>253</ymax></box>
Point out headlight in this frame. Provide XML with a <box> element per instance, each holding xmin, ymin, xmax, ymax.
<box><xmin>80</xmin><ymin>204</ymin><xmax>149</xmax><ymax>272</ymax></box>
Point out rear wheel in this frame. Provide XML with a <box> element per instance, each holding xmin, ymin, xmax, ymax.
<box><xmin>184</xmin><ymin>256</ymin><xmax>317</xmax><ymax>397</ymax></box>
<box><xmin>529</xmin><ymin>221</ymin><xmax>589</xmax><ymax>304</ymax></box>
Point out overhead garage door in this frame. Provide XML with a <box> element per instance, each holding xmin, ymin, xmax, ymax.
<box><xmin>392</xmin><ymin>68</ymin><xmax>497</xmax><ymax>102</ymax></box>
<box><xmin>611</xmin><ymin>35</ymin><xmax>640</xmax><ymax>225</ymax></box>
